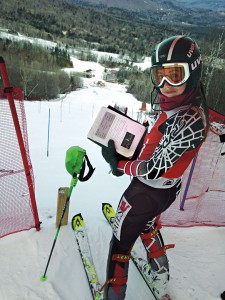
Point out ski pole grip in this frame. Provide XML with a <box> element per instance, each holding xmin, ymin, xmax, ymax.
<box><xmin>65</xmin><ymin>146</ymin><xmax>86</xmax><ymax>176</ymax></box>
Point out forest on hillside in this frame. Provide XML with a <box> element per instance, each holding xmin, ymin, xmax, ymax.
<box><xmin>0</xmin><ymin>0</ymin><xmax>207</xmax><ymax>57</ymax></box>
<box><xmin>0</xmin><ymin>39</ymin><xmax>82</xmax><ymax>99</ymax></box>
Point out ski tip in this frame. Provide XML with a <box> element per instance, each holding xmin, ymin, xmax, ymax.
<box><xmin>71</xmin><ymin>213</ymin><xmax>84</xmax><ymax>230</ymax></box>
<box><xmin>40</xmin><ymin>275</ymin><xmax>47</xmax><ymax>282</ymax></box>
<box><xmin>102</xmin><ymin>203</ymin><xmax>115</xmax><ymax>215</ymax></box>
<box><xmin>102</xmin><ymin>203</ymin><xmax>112</xmax><ymax>209</ymax></box>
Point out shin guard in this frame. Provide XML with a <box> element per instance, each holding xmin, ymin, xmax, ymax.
<box><xmin>140</xmin><ymin>220</ymin><xmax>174</xmax><ymax>299</ymax></box>
<box><xmin>102</xmin><ymin>237</ymin><xmax>131</xmax><ymax>300</ymax></box>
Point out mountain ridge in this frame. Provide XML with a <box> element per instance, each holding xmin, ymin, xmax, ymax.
<box><xmin>69</xmin><ymin>0</ymin><xmax>225</xmax><ymax>27</ymax></box>
<box><xmin>70</xmin><ymin>0</ymin><xmax>225</xmax><ymax>12</ymax></box>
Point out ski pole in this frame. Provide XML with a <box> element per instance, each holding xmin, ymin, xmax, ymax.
<box><xmin>40</xmin><ymin>146</ymin><xmax>87</xmax><ymax>282</ymax></box>
<box><xmin>40</xmin><ymin>176</ymin><xmax>77</xmax><ymax>282</ymax></box>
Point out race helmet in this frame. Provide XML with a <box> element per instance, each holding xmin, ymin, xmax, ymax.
<box><xmin>150</xmin><ymin>35</ymin><xmax>203</xmax><ymax>110</ymax></box>
<box><xmin>150</xmin><ymin>35</ymin><xmax>202</xmax><ymax>92</ymax></box>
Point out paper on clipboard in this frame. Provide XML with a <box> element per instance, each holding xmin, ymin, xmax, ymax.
<box><xmin>87</xmin><ymin>106</ymin><xmax>146</xmax><ymax>158</ymax></box>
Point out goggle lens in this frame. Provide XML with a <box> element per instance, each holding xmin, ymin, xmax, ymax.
<box><xmin>150</xmin><ymin>63</ymin><xmax>190</xmax><ymax>87</ymax></box>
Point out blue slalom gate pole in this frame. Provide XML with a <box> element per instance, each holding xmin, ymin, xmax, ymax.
<box><xmin>180</xmin><ymin>152</ymin><xmax>198</xmax><ymax>211</ymax></box>
<box><xmin>47</xmin><ymin>108</ymin><xmax>51</xmax><ymax>157</ymax></box>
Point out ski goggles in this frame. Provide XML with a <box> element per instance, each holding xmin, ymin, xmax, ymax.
<box><xmin>150</xmin><ymin>63</ymin><xmax>190</xmax><ymax>87</ymax></box>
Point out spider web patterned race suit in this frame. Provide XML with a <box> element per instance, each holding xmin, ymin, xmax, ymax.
<box><xmin>103</xmin><ymin>103</ymin><xmax>207</xmax><ymax>300</ymax></box>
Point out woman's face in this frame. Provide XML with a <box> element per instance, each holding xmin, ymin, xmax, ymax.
<box><xmin>160</xmin><ymin>82</ymin><xmax>187</xmax><ymax>98</ymax></box>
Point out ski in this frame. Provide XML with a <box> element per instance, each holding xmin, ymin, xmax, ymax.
<box><xmin>72</xmin><ymin>213</ymin><xmax>104</xmax><ymax>300</ymax></box>
<box><xmin>102</xmin><ymin>203</ymin><xmax>171</xmax><ymax>300</ymax></box>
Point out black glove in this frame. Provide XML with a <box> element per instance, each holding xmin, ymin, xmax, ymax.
<box><xmin>101</xmin><ymin>140</ymin><xmax>123</xmax><ymax>177</ymax></box>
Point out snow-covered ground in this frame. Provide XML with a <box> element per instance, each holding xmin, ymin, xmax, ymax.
<box><xmin>1</xmin><ymin>56</ymin><xmax>225</xmax><ymax>300</ymax></box>
<box><xmin>0</xmin><ymin>29</ymin><xmax>57</xmax><ymax>49</ymax></box>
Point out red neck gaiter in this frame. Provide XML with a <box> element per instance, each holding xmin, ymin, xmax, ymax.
<box><xmin>159</xmin><ymin>88</ymin><xmax>201</xmax><ymax>111</ymax></box>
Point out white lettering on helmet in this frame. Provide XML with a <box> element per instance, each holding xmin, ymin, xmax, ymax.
<box><xmin>191</xmin><ymin>55</ymin><xmax>202</xmax><ymax>71</ymax></box>
<box><xmin>187</xmin><ymin>42</ymin><xmax>195</xmax><ymax>58</ymax></box>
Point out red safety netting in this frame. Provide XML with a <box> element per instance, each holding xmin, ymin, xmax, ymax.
<box><xmin>0</xmin><ymin>58</ymin><xmax>40</xmax><ymax>238</ymax></box>
<box><xmin>160</xmin><ymin>108</ymin><xmax>225</xmax><ymax>227</ymax></box>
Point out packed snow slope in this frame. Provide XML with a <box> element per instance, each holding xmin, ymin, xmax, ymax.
<box><xmin>0</xmin><ymin>57</ymin><xmax>225</xmax><ymax>300</ymax></box>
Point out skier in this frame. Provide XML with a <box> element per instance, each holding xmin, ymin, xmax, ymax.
<box><xmin>101</xmin><ymin>35</ymin><xmax>209</xmax><ymax>300</ymax></box>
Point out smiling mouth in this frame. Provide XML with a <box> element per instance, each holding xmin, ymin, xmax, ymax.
<box><xmin>164</xmin><ymin>90</ymin><xmax>176</xmax><ymax>94</ymax></box>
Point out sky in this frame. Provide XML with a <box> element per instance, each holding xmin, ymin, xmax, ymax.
<box><xmin>1</xmin><ymin>55</ymin><xmax>225</xmax><ymax>300</ymax></box>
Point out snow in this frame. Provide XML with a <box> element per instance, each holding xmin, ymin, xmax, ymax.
<box><xmin>1</xmin><ymin>58</ymin><xmax>225</xmax><ymax>300</ymax></box>
<box><xmin>0</xmin><ymin>29</ymin><xmax>57</xmax><ymax>49</ymax></box>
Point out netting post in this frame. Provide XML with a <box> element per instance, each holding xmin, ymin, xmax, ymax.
<box><xmin>0</xmin><ymin>57</ymin><xmax>41</xmax><ymax>231</ymax></box>
<box><xmin>180</xmin><ymin>152</ymin><xmax>198</xmax><ymax>211</ymax></box>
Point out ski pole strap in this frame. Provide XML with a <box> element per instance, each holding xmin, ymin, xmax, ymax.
<box><xmin>147</xmin><ymin>244</ymin><xmax>175</xmax><ymax>259</ymax></box>
<box><xmin>112</xmin><ymin>254</ymin><xmax>131</xmax><ymax>262</ymax></box>
<box><xmin>140</xmin><ymin>223</ymin><xmax>162</xmax><ymax>240</ymax></box>
<box><xmin>79</xmin><ymin>154</ymin><xmax>95</xmax><ymax>182</ymax></box>
<box><xmin>100</xmin><ymin>276</ymin><xmax>128</xmax><ymax>291</ymax></box>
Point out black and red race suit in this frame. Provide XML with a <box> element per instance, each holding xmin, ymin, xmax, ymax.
<box><xmin>103</xmin><ymin>103</ymin><xmax>207</xmax><ymax>300</ymax></box>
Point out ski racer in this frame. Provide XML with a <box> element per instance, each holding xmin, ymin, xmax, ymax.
<box><xmin>101</xmin><ymin>35</ymin><xmax>209</xmax><ymax>300</ymax></box>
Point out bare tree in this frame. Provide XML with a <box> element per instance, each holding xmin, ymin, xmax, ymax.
<box><xmin>204</xmin><ymin>32</ymin><xmax>225</xmax><ymax>99</ymax></box>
